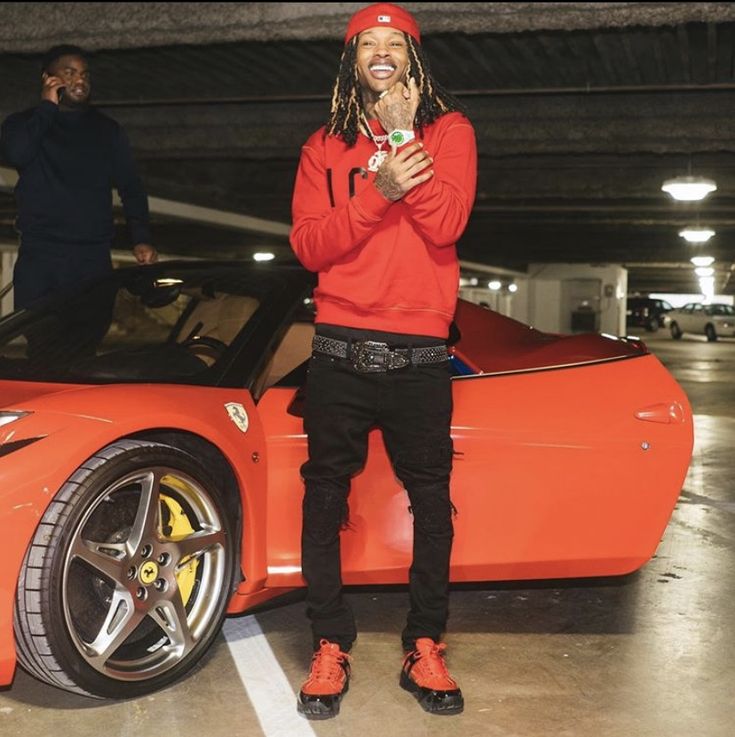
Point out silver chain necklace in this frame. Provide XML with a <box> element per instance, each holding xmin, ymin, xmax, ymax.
<box><xmin>362</xmin><ymin>114</ymin><xmax>389</xmax><ymax>172</ymax></box>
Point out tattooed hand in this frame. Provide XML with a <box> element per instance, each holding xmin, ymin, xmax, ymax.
<box><xmin>374</xmin><ymin>77</ymin><xmax>419</xmax><ymax>132</ymax></box>
<box><xmin>374</xmin><ymin>142</ymin><xmax>433</xmax><ymax>201</ymax></box>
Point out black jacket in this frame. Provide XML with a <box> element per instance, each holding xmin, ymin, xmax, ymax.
<box><xmin>0</xmin><ymin>100</ymin><xmax>150</xmax><ymax>251</ymax></box>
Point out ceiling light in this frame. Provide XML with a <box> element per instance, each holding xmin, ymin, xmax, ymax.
<box><xmin>695</xmin><ymin>267</ymin><xmax>714</xmax><ymax>277</ymax></box>
<box><xmin>253</xmin><ymin>252</ymin><xmax>275</xmax><ymax>262</ymax></box>
<box><xmin>662</xmin><ymin>176</ymin><xmax>717</xmax><ymax>202</ymax></box>
<box><xmin>488</xmin><ymin>280</ymin><xmax>501</xmax><ymax>291</ymax></box>
<box><xmin>508</xmin><ymin>283</ymin><xmax>518</xmax><ymax>293</ymax></box>
<box><xmin>679</xmin><ymin>227</ymin><xmax>715</xmax><ymax>243</ymax></box>
<box><xmin>690</xmin><ymin>256</ymin><xmax>714</xmax><ymax>267</ymax></box>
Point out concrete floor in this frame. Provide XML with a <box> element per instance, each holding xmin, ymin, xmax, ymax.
<box><xmin>2</xmin><ymin>332</ymin><xmax>734</xmax><ymax>736</ymax></box>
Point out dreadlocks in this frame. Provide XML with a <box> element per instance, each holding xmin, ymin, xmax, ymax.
<box><xmin>326</xmin><ymin>34</ymin><xmax>465</xmax><ymax>146</ymax></box>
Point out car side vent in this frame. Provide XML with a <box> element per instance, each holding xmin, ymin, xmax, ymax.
<box><xmin>634</xmin><ymin>402</ymin><xmax>686</xmax><ymax>424</ymax></box>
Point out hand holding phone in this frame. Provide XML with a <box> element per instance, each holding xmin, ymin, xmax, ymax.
<box><xmin>41</xmin><ymin>73</ymin><xmax>66</xmax><ymax>105</ymax></box>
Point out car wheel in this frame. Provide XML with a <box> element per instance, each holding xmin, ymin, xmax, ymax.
<box><xmin>670</xmin><ymin>322</ymin><xmax>682</xmax><ymax>339</ymax></box>
<box><xmin>705</xmin><ymin>324</ymin><xmax>718</xmax><ymax>342</ymax></box>
<box><xmin>645</xmin><ymin>319</ymin><xmax>659</xmax><ymax>333</ymax></box>
<box><xmin>14</xmin><ymin>439</ymin><xmax>237</xmax><ymax>698</ymax></box>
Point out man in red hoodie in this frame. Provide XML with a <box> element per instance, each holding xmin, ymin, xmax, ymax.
<box><xmin>290</xmin><ymin>2</ymin><xmax>477</xmax><ymax>719</ymax></box>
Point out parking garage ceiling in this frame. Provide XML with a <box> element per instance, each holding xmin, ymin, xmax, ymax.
<box><xmin>1</xmin><ymin>2</ymin><xmax>735</xmax><ymax>294</ymax></box>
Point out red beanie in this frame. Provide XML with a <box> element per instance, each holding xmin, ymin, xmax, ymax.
<box><xmin>344</xmin><ymin>3</ymin><xmax>421</xmax><ymax>45</ymax></box>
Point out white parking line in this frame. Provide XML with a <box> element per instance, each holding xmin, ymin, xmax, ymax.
<box><xmin>223</xmin><ymin>616</ymin><xmax>316</xmax><ymax>737</ymax></box>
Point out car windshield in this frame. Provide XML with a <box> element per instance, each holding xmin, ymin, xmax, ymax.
<box><xmin>0</xmin><ymin>263</ymin><xmax>283</xmax><ymax>384</ymax></box>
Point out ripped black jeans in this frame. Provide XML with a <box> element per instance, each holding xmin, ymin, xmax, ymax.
<box><xmin>300</xmin><ymin>326</ymin><xmax>454</xmax><ymax>653</ymax></box>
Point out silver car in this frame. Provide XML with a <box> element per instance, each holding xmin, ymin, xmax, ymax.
<box><xmin>669</xmin><ymin>302</ymin><xmax>735</xmax><ymax>341</ymax></box>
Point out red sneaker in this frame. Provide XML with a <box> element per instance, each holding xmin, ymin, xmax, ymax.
<box><xmin>400</xmin><ymin>638</ymin><xmax>464</xmax><ymax>714</ymax></box>
<box><xmin>297</xmin><ymin>640</ymin><xmax>351</xmax><ymax>719</ymax></box>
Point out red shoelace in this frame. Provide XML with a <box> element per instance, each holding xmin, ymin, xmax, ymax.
<box><xmin>408</xmin><ymin>638</ymin><xmax>457</xmax><ymax>689</ymax></box>
<box><xmin>302</xmin><ymin>640</ymin><xmax>350</xmax><ymax>694</ymax></box>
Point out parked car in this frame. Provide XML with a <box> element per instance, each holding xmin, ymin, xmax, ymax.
<box><xmin>626</xmin><ymin>297</ymin><xmax>674</xmax><ymax>332</ymax></box>
<box><xmin>668</xmin><ymin>302</ymin><xmax>735</xmax><ymax>341</ymax></box>
<box><xmin>0</xmin><ymin>262</ymin><xmax>693</xmax><ymax>698</ymax></box>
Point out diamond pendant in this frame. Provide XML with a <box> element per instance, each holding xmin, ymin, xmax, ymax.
<box><xmin>368</xmin><ymin>149</ymin><xmax>388</xmax><ymax>173</ymax></box>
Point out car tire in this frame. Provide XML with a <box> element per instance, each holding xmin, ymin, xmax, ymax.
<box><xmin>14</xmin><ymin>439</ymin><xmax>238</xmax><ymax>698</ymax></box>
<box><xmin>670</xmin><ymin>322</ymin><xmax>682</xmax><ymax>340</ymax></box>
<box><xmin>645</xmin><ymin>319</ymin><xmax>659</xmax><ymax>333</ymax></box>
<box><xmin>705</xmin><ymin>324</ymin><xmax>718</xmax><ymax>342</ymax></box>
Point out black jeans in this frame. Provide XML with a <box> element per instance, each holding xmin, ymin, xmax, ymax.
<box><xmin>14</xmin><ymin>244</ymin><xmax>112</xmax><ymax>309</ymax></box>
<box><xmin>13</xmin><ymin>245</ymin><xmax>114</xmax><ymax>361</ymax></box>
<box><xmin>301</xmin><ymin>326</ymin><xmax>455</xmax><ymax>653</ymax></box>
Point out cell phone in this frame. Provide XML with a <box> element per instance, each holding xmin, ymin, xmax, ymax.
<box><xmin>57</xmin><ymin>86</ymin><xmax>65</xmax><ymax>103</ymax></box>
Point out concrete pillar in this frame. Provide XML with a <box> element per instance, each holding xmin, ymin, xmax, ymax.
<box><xmin>0</xmin><ymin>248</ymin><xmax>17</xmax><ymax>316</ymax></box>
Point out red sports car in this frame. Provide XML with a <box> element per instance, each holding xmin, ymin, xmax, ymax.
<box><xmin>0</xmin><ymin>262</ymin><xmax>692</xmax><ymax>698</ymax></box>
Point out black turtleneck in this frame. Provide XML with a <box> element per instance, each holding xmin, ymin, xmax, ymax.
<box><xmin>0</xmin><ymin>100</ymin><xmax>150</xmax><ymax>251</ymax></box>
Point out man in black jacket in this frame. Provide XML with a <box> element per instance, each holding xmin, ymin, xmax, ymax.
<box><xmin>0</xmin><ymin>44</ymin><xmax>157</xmax><ymax>309</ymax></box>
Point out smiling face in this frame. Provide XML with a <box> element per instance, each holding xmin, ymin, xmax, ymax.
<box><xmin>355</xmin><ymin>26</ymin><xmax>410</xmax><ymax>97</ymax></box>
<box><xmin>48</xmin><ymin>54</ymin><xmax>91</xmax><ymax>106</ymax></box>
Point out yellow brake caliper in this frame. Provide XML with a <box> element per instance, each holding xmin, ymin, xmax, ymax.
<box><xmin>160</xmin><ymin>478</ymin><xmax>200</xmax><ymax>607</ymax></box>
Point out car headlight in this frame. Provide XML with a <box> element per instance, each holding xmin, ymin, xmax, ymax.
<box><xmin>0</xmin><ymin>411</ymin><xmax>31</xmax><ymax>428</ymax></box>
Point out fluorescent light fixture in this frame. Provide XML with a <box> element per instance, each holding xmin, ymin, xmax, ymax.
<box><xmin>253</xmin><ymin>252</ymin><xmax>275</xmax><ymax>262</ymax></box>
<box><xmin>650</xmin><ymin>292</ymin><xmax>733</xmax><ymax>308</ymax></box>
<box><xmin>695</xmin><ymin>267</ymin><xmax>715</xmax><ymax>277</ymax></box>
<box><xmin>508</xmin><ymin>283</ymin><xmax>518</xmax><ymax>293</ymax></box>
<box><xmin>679</xmin><ymin>227</ymin><xmax>715</xmax><ymax>243</ymax></box>
<box><xmin>662</xmin><ymin>176</ymin><xmax>717</xmax><ymax>201</ymax></box>
<box><xmin>690</xmin><ymin>256</ymin><xmax>714</xmax><ymax>267</ymax></box>
<box><xmin>488</xmin><ymin>280</ymin><xmax>501</xmax><ymax>291</ymax></box>
<box><xmin>470</xmin><ymin>278</ymin><xmax>479</xmax><ymax>286</ymax></box>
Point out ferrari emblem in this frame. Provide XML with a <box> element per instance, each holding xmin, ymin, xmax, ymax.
<box><xmin>225</xmin><ymin>402</ymin><xmax>249</xmax><ymax>433</ymax></box>
<box><xmin>139</xmin><ymin>562</ymin><xmax>159</xmax><ymax>585</ymax></box>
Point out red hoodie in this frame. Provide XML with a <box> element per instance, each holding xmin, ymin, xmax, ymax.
<box><xmin>290</xmin><ymin>111</ymin><xmax>477</xmax><ymax>338</ymax></box>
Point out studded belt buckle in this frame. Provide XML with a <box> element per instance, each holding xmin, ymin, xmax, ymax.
<box><xmin>352</xmin><ymin>341</ymin><xmax>409</xmax><ymax>372</ymax></box>
<box><xmin>353</xmin><ymin>341</ymin><xmax>389</xmax><ymax>372</ymax></box>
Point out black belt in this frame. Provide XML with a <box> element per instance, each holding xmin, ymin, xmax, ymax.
<box><xmin>312</xmin><ymin>335</ymin><xmax>448</xmax><ymax>373</ymax></box>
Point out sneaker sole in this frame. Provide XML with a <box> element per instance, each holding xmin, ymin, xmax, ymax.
<box><xmin>400</xmin><ymin>670</ymin><xmax>464</xmax><ymax>715</ymax></box>
<box><xmin>297</xmin><ymin>680</ymin><xmax>349</xmax><ymax>720</ymax></box>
